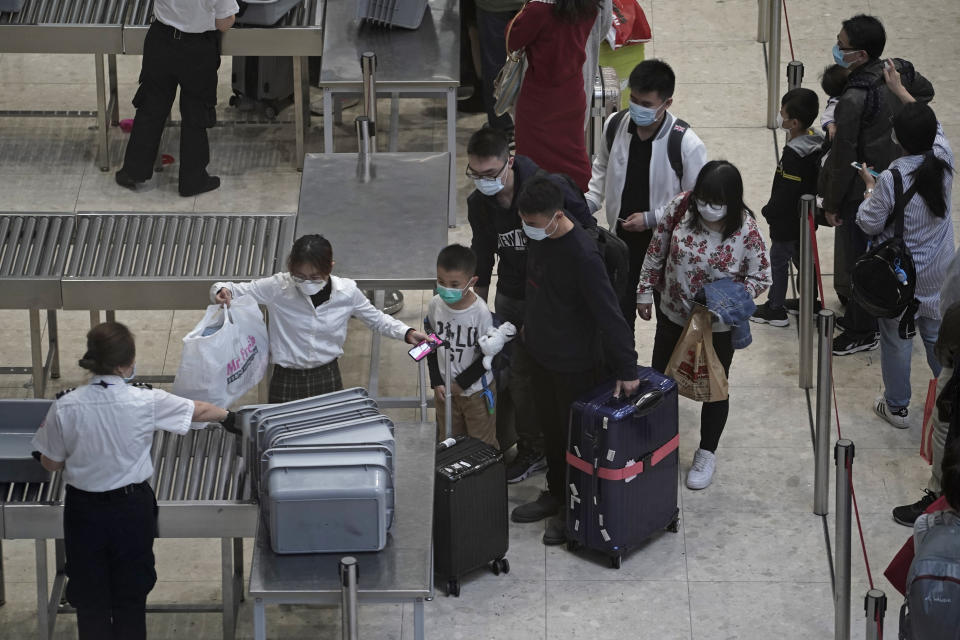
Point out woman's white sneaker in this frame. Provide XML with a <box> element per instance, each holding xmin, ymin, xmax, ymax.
<box><xmin>686</xmin><ymin>449</ymin><xmax>717</xmax><ymax>490</ymax></box>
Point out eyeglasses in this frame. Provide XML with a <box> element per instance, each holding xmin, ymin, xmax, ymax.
<box><xmin>465</xmin><ymin>158</ymin><xmax>509</xmax><ymax>181</ymax></box>
<box><xmin>291</xmin><ymin>274</ymin><xmax>326</xmax><ymax>284</ymax></box>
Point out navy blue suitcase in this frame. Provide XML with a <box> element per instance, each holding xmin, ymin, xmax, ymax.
<box><xmin>565</xmin><ymin>366</ymin><xmax>680</xmax><ymax>568</ymax></box>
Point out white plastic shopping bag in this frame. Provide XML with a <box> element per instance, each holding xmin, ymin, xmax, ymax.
<box><xmin>173</xmin><ymin>296</ymin><xmax>269</xmax><ymax>415</ymax></box>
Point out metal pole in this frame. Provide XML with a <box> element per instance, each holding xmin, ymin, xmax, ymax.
<box><xmin>360</xmin><ymin>52</ymin><xmax>377</xmax><ymax>153</ymax></box>
<box><xmin>814</xmin><ymin>309</ymin><xmax>835</xmax><ymax>515</ymax></box>
<box><xmin>765</xmin><ymin>0</ymin><xmax>782</xmax><ymax>128</ymax></box>
<box><xmin>835</xmin><ymin>439</ymin><xmax>855</xmax><ymax>640</ymax></box>
<box><xmin>864</xmin><ymin>589</ymin><xmax>886</xmax><ymax>640</ymax></box>
<box><xmin>355</xmin><ymin>116</ymin><xmax>373</xmax><ymax>183</ymax></box>
<box><xmin>787</xmin><ymin>61</ymin><xmax>804</xmax><ymax>90</ymax></box>
<box><xmin>444</xmin><ymin>333</ymin><xmax>454</xmax><ymax>439</ymax></box>
<box><xmin>339</xmin><ymin>557</ymin><xmax>359</xmax><ymax>640</ymax></box>
<box><xmin>798</xmin><ymin>194</ymin><xmax>816</xmax><ymax>389</ymax></box>
<box><xmin>757</xmin><ymin>0</ymin><xmax>770</xmax><ymax>43</ymax></box>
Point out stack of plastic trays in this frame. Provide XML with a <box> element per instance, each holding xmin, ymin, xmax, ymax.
<box><xmin>355</xmin><ymin>0</ymin><xmax>429</xmax><ymax>29</ymax></box>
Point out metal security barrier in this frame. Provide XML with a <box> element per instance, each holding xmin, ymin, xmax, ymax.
<box><xmin>339</xmin><ymin>557</ymin><xmax>359</xmax><ymax>640</ymax></box>
<box><xmin>787</xmin><ymin>60</ymin><xmax>804</xmax><ymax>90</ymax></box>
<box><xmin>814</xmin><ymin>309</ymin><xmax>834</xmax><ymax>516</ymax></box>
<box><xmin>764</xmin><ymin>0</ymin><xmax>782</xmax><ymax>128</ymax></box>
<box><xmin>835</xmin><ymin>439</ymin><xmax>854</xmax><ymax>640</ymax></box>
<box><xmin>864</xmin><ymin>589</ymin><xmax>887</xmax><ymax>640</ymax></box>
<box><xmin>798</xmin><ymin>194</ymin><xmax>816</xmax><ymax>388</ymax></box>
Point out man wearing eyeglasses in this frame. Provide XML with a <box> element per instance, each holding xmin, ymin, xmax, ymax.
<box><xmin>466</xmin><ymin>127</ymin><xmax>596</xmax><ymax>490</ymax></box>
<box><xmin>819</xmin><ymin>14</ymin><xmax>934</xmax><ymax>357</ymax></box>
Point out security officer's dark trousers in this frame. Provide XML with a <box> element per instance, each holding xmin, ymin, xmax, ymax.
<box><xmin>120</xmin><ymin>20</ymin><xmax>220</xmax><ymax>193</ymax></box>
<box><xmin>64</xmin><ymin>482</ymin><xmax>158</xmax><ymax>640</ymax></box>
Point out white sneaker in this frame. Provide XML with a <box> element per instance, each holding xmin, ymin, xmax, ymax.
<box><xmin>686</xmin><ymin>449</ymin><xmax>717</xmax><ymax>490</ymax></box>
<box><xmin>874</xmin><ymin>396</ymin><xmax>909</xmax><ymax>429</ymax></box>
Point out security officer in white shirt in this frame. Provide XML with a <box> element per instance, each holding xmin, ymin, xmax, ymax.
<box><xmin>116</xmin><ymin>0</ymin><xmax>240</xmax><ymax>197</ymax></box>
<box><xmin>31</xmin><ymin>322</ymin><xmax>237</xmax><ymax>640</ymax></box>
<box><xmin>213</xmin><ymin>234</ymin><xmax>429</xmax><ymax>402</ymax></box>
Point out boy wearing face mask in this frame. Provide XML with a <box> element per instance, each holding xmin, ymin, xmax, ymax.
<box><xmin>586</xmin><ymin>59</ymin><xmax>707</xmax><ymax>329</ymax></box>
<box><xmin>211</xmin><ymin>234</ymin><xmax>427</xmax><ymax>403</ymax></box>
<box><xmin>751</xmin><ymin>89</ymin><xmax>823</xmax><ymax>327</ymax></box>
<box><xmin>424</xmin><ymin>244</ymin><xmax>499</xmax><ymax>447</ymax></box>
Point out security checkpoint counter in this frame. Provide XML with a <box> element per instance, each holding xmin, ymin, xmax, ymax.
<box><xmin>249</xmin><ymin>420</ymin><xmax>435</xmax><ymax>640</ymax></box>
<box><xmin>293</xmin><ymin>151</ymin><xmax>450</xmax><ymax>411</ymax></box>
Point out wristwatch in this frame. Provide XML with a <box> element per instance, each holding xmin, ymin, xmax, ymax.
<box><xmin>863</xmin><ymin>187</ymin><xmax>874</xmax><ymax>198</ymax></box>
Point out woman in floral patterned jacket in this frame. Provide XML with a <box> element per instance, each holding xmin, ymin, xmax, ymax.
<box><xmin>636</xmin><ymin>160</ymin><xmax>772</xmax><ymax>490</ymax></box>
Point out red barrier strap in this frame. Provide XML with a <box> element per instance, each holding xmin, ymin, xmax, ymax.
<box><xmin>565</xmin><ymin>435</ymin><xmax>679</xmax><ymax>482</ymax></box>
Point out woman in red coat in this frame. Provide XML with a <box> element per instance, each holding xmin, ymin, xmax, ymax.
<box><xmin>508</xmin><ymin>0</ymin><xmax>598</xmax><ymax>191</ymax></box>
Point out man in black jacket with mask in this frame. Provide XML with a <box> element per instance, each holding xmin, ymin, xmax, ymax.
<box><xmin>466</xmin><ymin>127</ymin><xmax>596</xmax><ymax>484</ymax></box>
<box><xmin>819</xmin><ymin>14</ymin><xmax>934</xmax><ymax>356</ymax></box>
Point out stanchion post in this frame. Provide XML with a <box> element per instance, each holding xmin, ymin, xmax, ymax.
<box><xmin>339</xmin><ymin>557</ymin><xmax>359</xmax><ymax>640</ymax></box>
<box><xmin>787</xmin><ymin>61</ymin><xmax>804</xmax><ymax>90</ymax></box>
<box><xmin>798</xmin><ymin>194</ymin><xmax>816</xmax><ymax>389</ymax></box>
<box><xmin>757</xmin><ymin>0</ymin><xmax>770</xmax><ymax>43</ymax></box>
<box><xmin>864</xmin><ymin>589</ymin><xmax>886</xmax><ymax>640</ymax></box>
<box><xmin>360</xmin><ymin>51</ymin><xmax>377</xmax><ymax>153</ymax></box>
<box><xmin>766</xmin><ymin>0</ymin><xmax>782</xmax><ymax>128</ymax></box>
<box><xmin>835</xmin><ymin>440</ymin><xmax>855</xmax><ymax>640</ymax></box>
<box><xmin>814</xmin><ymin>309</ymin><xmax>835</xmax><ymax>515</ymax></box>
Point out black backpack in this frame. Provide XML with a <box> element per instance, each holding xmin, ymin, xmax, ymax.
<box><xmin>605</xmin><ymin>110</ymin><xmax>689</xmax><ymax>184</ymax></box>
<box><xmin>851</xmin><ymin>168</ymin><xmax>920</xmax><ymax>339</ymax></box>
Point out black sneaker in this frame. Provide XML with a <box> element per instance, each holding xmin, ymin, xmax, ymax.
<box><xmin>542</xmin><ymin>515</ymin><xmax>567</xmax><ymax>546</ymax></box>
<box><xmin>180</xmin><ymin>175</ymin><xmax>221</xmax><ymax>197</ymax></box>
<box><xmin>832</xmin><ymin>331</ymin><xmax>879</xmax><ymax>356</ymax></box>
<box><xmin>892</xmin><ymin>490</ymin><xmax>939</xmax><ymax>527</ymax></box>
<box><xmin>506</xmin><ymin>448</ymin><xmax>547</xmax><ymax>484</ymax></box>
<box><xmin>511</xmin><ymin>490</ymin><xmax>560</xmax><ymax>523</ymax></box>
<box><xmin>115</xmin><ymin>169</ymin><xmax>144</xmax><ymax>190</ymax></box>
<box><xmin>750</xmin><ymin>301</ymin><xmax>790</xmax><ymax>327</ymax></box>
<box><xmin>784</xmin><ymin>298</ymin><xmax>823</xmax><ymax>316</ymax></box>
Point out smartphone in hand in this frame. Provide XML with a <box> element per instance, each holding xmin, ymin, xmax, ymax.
<box><xmin>408</xmin><ymin>334</ymin><xmax>441</xmax><ymax>361</ymax></box>
<box><xmin>851</xmin><ymin>161</ymin><xmax>880</xmax><ymax>177</ymax></box>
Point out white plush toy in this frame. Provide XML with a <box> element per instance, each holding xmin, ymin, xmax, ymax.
<box><xmin>478</xmin><ymin>322</ymin><xmax>517</xmax><ymax>371</ymax></box>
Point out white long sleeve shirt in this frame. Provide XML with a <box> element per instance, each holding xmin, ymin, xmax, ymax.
<box><xmin>155</xmin><ymin>0</ymin><xmax>239</xmax><ymax>33</ymax></box>
<box><xmin>211</xmin><ymin>274</ymin><xmax>412</xmax><ymax>369</ymax></box>
<box><xmin>586</xmin><ymin>111</ymin><xmax>707</xmax><ymax>230</ymax></box>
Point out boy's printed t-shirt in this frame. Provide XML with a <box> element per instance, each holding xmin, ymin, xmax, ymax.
<box><xmin>426</xmin><ymin>295</ymin><xmax>493</xmax><ymax>396</ymax></box>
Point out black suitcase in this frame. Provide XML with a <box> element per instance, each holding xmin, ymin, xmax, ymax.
<box><xmin>565</xmin><ymin>365</ymin><xmax>680</xmax><ymax>568</ymax></box>
<box><xmin>229</xmin><ymin>56</ymin><xmax>294</xmax><ymax>119</ymax></box>
<box><xmin>433</xmin><ymin>436</ymin><xmax>509</xmax><ymax>597</ymax></box>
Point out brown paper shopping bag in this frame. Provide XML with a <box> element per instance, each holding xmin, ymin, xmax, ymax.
<box><xmin>665</xmin><ymin>307</ymin><xmax>729</xmax><ymax>403</ymax></box>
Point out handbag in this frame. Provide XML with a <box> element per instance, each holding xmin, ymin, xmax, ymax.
<box><xmin>493</xmin><ymin>11</ymin><xmax>528</xmax><ymax>116</ymax></box>
<box><xmin>664</xmin><ymin>306</ymin><xmax>729</xmax><ymax>403</ymax></box>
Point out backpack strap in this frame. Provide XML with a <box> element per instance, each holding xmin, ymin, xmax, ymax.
<box><xmin>883</xmin><ymin>168</ymin><xmax>919</xmax><ymax>236</ymax></box>
<box><xmin>605</xmin><ymin>109</ymin><xmax>628</xmax><ymax>153</ymax></box>
<box><xmin>667</xmin><ymin>118</ymin><xmax>689</xmax><ymax>184</ymax></box>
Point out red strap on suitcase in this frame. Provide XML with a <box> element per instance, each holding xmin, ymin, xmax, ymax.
<box><xmin>565</xmin><ymin>435</ymin><xmax>679</xmax><ymax>481</ymax></box>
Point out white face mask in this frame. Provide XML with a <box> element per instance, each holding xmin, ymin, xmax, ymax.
<box><xmin>695</xmin><ymin>199</ymin><xmax>728</xmax><ymax>222</ymax></box>
<box><xmin>296</xmin><ymin>279</ymin><xmax>327</xmax><ymax>296</ymax></box>
<box><xmin>474</xmin><ymin>177</ymin><xmax>505</xmax><ymax>196</ymax></box>
<box><xmin>521</xmin><ymin>214</ymin><xmax>561</xmax><ymax>241</ymax></box>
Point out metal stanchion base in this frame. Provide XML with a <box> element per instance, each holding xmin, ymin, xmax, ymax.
<box><xmin>365</xmin><ymin>289</ymin><xmax>404</xmax><ymax>315</ymax></box>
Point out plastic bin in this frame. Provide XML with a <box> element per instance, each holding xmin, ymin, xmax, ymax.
<box><xmin>0</xmin><ymin>399</ymin><xmax>53</xmax><ymax>483</ymax></box>
<box><xmin>236</xmin><ymin>0</ymin><xmax>304</xmax><ymax>26</ymax></box>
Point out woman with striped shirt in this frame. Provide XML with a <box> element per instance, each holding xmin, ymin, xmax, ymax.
<box><xmin>856</xmin><ymin>60</ymin><xmax>955</xmax><ymax>429</ymax></box>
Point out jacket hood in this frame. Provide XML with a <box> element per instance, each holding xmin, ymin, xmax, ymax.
<box><xmin>786</xmin><ymin>131</ymin><xmax>825</xmax><ymax>158</ymax></box>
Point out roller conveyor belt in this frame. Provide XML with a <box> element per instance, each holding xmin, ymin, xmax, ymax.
<box><xmin>61</xmin><ymin>211</ymin><xmax>295</xmax><ymax>310</ymax></box>
<box><xmin>0</xmin><ymin>0</ymin><xmax>128</xmax><ymax>25</ymax></box>
<box><xmin>121</xmin><ymin>0</ymin><xmax>323</xmax><ymax>27</ymax></box>
<box><xmin>0</xmin><ymin>213</ymin><xmax>74</xmax><ymax>309</ymax></box>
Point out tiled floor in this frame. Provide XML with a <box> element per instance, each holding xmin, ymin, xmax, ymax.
<box><xmin>2</xmin><ymin>0</ymin><xmax>959</xmax><ymax>638</ymax></box>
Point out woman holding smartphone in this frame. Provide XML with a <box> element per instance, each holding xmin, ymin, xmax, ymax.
<box><xmin>212</xmin><ymin>234</ymin><xmax>427</xmax><ymax>402</ymax></box>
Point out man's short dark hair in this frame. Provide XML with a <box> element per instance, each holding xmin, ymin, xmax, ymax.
<box><xmin>628</xmin><ymin>59</ymin><xmax>675</xmax><ymax>100</ymax></box>
<box><xmin>466</xmin><ymin>128</ymin><xmax>510</xmax><ymax>160</ymax></box>
<box><xmin>437</xmin><ymin>243</ymin><xmax>477</xmax><ymax>276</ymax></box>
<box><xmin>820</xmin><ymin>64</ymin><xmax>849</xmax><ymax>98</ymax></box>
<box><xmin>942</xmin><ymin>436</ymin><xmax>960</xmax><ymax>511</ymax></box>
<box><xmin>517</xmin><ymin>176</ymin><xmax>563</xmax><ymax>218</ymax></box>
<box><xmin>781</xmin><ymin>88</ymin><xmax>819</xmax><ymax>129</ymax></box>
<box><xmin>842</xmin><ymin>14</ymin><xmax>886</xmax><ymax>60</ymax></box>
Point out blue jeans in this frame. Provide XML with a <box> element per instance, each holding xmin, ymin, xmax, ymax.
<box><xmin>767</xmin><ymin>239</ymin><xmax>799</xmax><ymax>309</ymax></box>
<box><xmin>878</xmin><ymin>315</ymin><xmax>942</xmax><ymax>410</ymax></box>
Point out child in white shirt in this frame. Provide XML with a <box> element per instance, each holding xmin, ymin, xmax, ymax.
<box><xmin>820</xmin><ymin>63</ymin><xmax>850</xmax><ymax>142</ymax></box>
<box><xmin>425</xmin><ymin>244</ymin><xmax>498</xmax><ymax>447</ymax></box>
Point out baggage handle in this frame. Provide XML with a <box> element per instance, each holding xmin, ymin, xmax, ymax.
<box><xmin>612</xmin><ymin>383</ymin><xmax>665</xmax><ymax>418</ymax></box>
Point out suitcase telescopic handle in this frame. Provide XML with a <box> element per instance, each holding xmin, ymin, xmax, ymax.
<box><xmin>612</xmin><ymin>386</ymin><xmax>665</xmax><ymax>417</ymax></box>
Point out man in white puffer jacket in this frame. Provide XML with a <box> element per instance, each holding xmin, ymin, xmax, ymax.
<box><xmin>586</xmin><ymin>59</ymin><xmax>707</xmax><ymax>328</ymax></box>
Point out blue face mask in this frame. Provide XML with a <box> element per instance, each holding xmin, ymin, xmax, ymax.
<box><xmin>123</xmin><ymin>363</ymin><xmax>137</xmax><ymax>383</ymax></box>
<box><xmin>474</xmin><ymin>177</ymin><xmax>505</xmax><ymax>196</ymax></box>
<box><xmin>521</xmin><ymin>214</ymin><xmax>560</xmax><ymax>241</ymax></box>
<box><xmin>436</xmin><ymin>284</ymin><xmax>466</xmax><ymax>304</ymax></box>
<box><xmin>832</xmin><ymin>43</ymin><xmax>854</xmax><ymax>69</ymax></box>
<box><xmin>629</xmin><ymin>101</ymin><xmax>663</xmax><ymax>127</ymax></box>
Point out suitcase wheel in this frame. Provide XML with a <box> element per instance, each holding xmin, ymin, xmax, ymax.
<box><xmin>666</xmin><ymin>516</ymin><xmax>680</xmax><ymax>533</ymax></box>
<box><xmin>490</xmin><ymin>557</ymin><xmax>510</xmax><ymax>576</ymax></box>
<box><xmin>609</xmin><ymin>555</ymin><xmax>622</xmax><ymax>570</ymax></box>
<box><xmin>446</xmin><ymin>579</ymin><xmax>460</xmax><ymax>597</ymax></box>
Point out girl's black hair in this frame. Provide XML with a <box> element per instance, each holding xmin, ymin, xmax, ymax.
<box><xmin>893</xmin><ymin>102</ymin><xmax>952</xmax><ymax>219</ymax></box>
<box><xmin>78</xmin><ymin>322</ymin><xmax>136</xmax><ymax>375</ymax></box>
<box><xmin>553</xmin><ymin>0</ymin><xmax>600</xmax><ymax>23</ymax></box>
<box><xmin>287</xmin><ymin>234</ymin><xmax>334</xmax><ymax>273</ymax></box>
<box><xmin>688</xmin><ymin>160</ymin><xmax>752</xmax><ymax>240</ymax></box>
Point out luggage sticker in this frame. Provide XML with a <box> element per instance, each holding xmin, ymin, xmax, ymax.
<box><xmin>574</xmin><ymin>519</ymin><xmax>580</xmax><ymax>531</ymax></box>
<box><xmin>599</xmin><ymin>514</ymin><xmax>604</xmax><ymax>526</ymax></box>
<box><xmin>569</xmin><ymin>483</ymin><xmax>578</xmax><ymax>496</ymax></box>
<box><xmin>573</xmin><ymin>445</ymin><xmax>582</xmax><ymax>457</ymax></box>
<box><xmin>606</xmin><ymin>449</ymin><xmax>616</xmax><ymax>462</ymax></box>
<box><xmin>624</xmin><ymin>459</ymin><xmax>637</xmax><ymax>483</ymax></box>
<box><xmin>600</xmin><ymin>529</ymin><xmax>611</xmax><ymax>542</ymax></box>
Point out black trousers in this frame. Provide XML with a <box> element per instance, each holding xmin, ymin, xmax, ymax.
<box><xmin>651</xmin><ymin>316</ymin><xmax>734</xmax><ymax>453</ymax></box>
<box><xmin>837</xmin><ymin>216</ymin><xmax>878</xmax><ymax>336</ymax></box>
<box><xmin>617</xmin><ymin>226</ymin><xmax>667</xmax><ymax>329</ymax></box>
<box><xmin>120</xmin><ymin>21</ymin><xmax>220</xmax><ymax>190</ymax></box>
<box><xmin>494</xmin><ymin>293</ymin><xmax>542</xmax><ymax>453</ymax></box>
<box><xmin>476</xmin><ymin>8</ymin><xmax>517</xmax><ymax>132</ymax></box>
<box><xmin>528</xmin><ymin>354</ymin><xmax>599</xmax><ymax>499</ymax></box>
<box><xmin>64</xmin><ymin>482</ymin><xmax>158</xmax><ymax>640</ymax></box>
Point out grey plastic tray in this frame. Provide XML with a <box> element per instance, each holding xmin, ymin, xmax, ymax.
<box><xmin>257</xmin><ymin>403</ymin><xmax>384</xmax><ymax>450</ymax></box>
<box><xmin>0</xmin><ymin>399</ymin><xmax>53</xmax><ymax>484</ymax></box>
<box><xmin>236</xmin><ymin>0</ymin><xmax>304</xmax><ymax>26</ymax></box>
<box><xmin>264</xmin><ymin>447</ymin><xmax>393</xmax><ymax>553</ymax></box>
